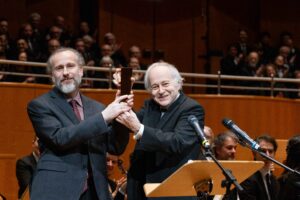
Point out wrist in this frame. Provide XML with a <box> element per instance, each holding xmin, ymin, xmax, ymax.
<box><xmin>133</xmin><ymin>124</ymin><xmax>144</xmax><ymax>140</ymax></box>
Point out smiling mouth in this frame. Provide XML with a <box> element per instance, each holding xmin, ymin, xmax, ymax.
<box><xmin>61</xmin><ymin>78</ymin><xmax>73</xmax><ymax>83</ymax></box>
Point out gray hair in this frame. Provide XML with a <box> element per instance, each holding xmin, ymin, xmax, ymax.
<box><xmin>144</xmin><ymin>62</ymin><xmax>183</xmax><ymax>91</ymax></box>
<box><xmin>213</xmin><ymin>131</ymin><xmax>238</xmax><ymax>151</ymax></box>
<box><xmin>46</xmin><ymin>47</ymin><xmax>85</xmax><ymax>74</ymax></box>
<box><xmin>100</xmin><ymin>56</ymin><xmax>114</xmax><ymax>67</ymax></box>
<box><xmin>30</xmin><ymin>12</ymin><xmax>41</xmax><ymax>20</ymax></box>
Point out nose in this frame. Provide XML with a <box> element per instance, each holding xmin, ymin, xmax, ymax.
<box><xmin>158</xmin><ymin>85</ymin><xmax>165</xmax><ymax>93</ymax></box>
<box><xmin>231</xmin><ymin>148</ymin><xmax>236</xmax><ymax>154</ymax></box>
<box><xmin>62</xmin><ymin>66</ymin><xmax>69</xmax><ymax>76</ymax></box>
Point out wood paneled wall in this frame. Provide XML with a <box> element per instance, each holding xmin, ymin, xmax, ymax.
<box><xmin>0</xmin><ymin>83</ymin><xmax>299</xmax><ymax>198</ymax></box>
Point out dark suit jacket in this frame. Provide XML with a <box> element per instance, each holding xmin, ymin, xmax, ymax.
<box><xmin>16</xmin><ymin>153</ymin><xmax>37</xmax><ymax>198</ymax></box>
<box><xmin>239</xmin><ymin>171</ymin><xmax>279</xmax><ymax>200</ymax></box>
<box><xmin>278</xmin><ymin>171</ymin><xmax>300</xmax><ymax>200</ymax></box>
<box><xmin>27</xmin><ymin>87</ymin><xmax>129</xmax><ymax>200</ymax></box>
<box><xmin>127</xmin><ymin>93</ymin><xmax>205</xmax><ymax>200</ymax></box>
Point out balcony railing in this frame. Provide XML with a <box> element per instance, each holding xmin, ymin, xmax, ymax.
<box><xmin>1</xmin><ymin>59</ymin><xmax>300</xmax><ymax>97</ymax></box>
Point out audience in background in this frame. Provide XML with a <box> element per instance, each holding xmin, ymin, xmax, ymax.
<box><xmin>106</xmin><ymin>153</ymin><xmax>127</xmax><ymax>200</ymax></box>
<box><xmin>2</xmin><ymin>13</ymin><xmax>300</xmax><ymax>97</ymax></box>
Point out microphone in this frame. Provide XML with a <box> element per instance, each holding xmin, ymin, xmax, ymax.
<box><xmin>188</xmin><ymin>115</ymin><xmax>210</xmax><ymax>149</ymax></box>
<box><xmin>222</xmin><ymin>118</ymin><xmax>261</xmax><ymax>151</ymax></box>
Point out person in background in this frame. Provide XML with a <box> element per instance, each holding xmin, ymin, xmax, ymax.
<box><xmin>240</xmin><ymin>135</ymin><xmax>279</xmax><ymax>200</ymax></box>
<box><xmin>210</xmin><ymin>131</ymin><xmax>239</xmax><ymax>200</ymax></box>
<box><xmin>16</xmin><ymin>136</ymin><xmax>40</xmax><ymax>199</ymax></box>
<box><xmin>127</xmin><ymin>56</ymin><xmax>144</xmax><ymax>90</ymax></box>
<box><xmin>278</xmin><ymin>135</ymin><xmax>300</xmax><ymax>200</ymax></box>
<box><xmin>213</xmin><ymin>131</ymin><xmax>238</xmax><ymax>160</ymax></box>
<box><xmin>106</xmin><ymin>153</ymin><xmax>127</xmax><ymax>200</ymax></box>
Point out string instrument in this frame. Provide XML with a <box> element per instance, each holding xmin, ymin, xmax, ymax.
<box><xmin>117</xmin><ymin>159</ymin><xmax>127</xmax><ymax>175</ymax></box>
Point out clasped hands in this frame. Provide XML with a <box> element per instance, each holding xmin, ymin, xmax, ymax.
<box><xmin>102</xmin><ymin>69</ymin><xmax>142</xmax><ymax>133</ymax></box>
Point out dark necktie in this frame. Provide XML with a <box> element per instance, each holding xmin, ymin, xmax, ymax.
<box><xmin>266</xmin><ymin>173</ymin><xmax>275</xmax><ymax>200</ymax></box>
<box><xmin>70</xmin><ymin>99</ymin><xmax>82</xmax><ymax>121</ymax></box>
<box><xmin>70</xmin><ymin>100</ymin><xmax>89</xmax><ymax>193</ymax></box>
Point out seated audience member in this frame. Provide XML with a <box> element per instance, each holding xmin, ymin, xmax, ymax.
<box><xmin>278</xmin><ymin>135</ymin><xmax>300</xmax><ymax>200</ymax></box>
<box><xmin>213</xmin><ymin>131</ymin><xmax>238</xmax><ymax>160</ymax></box>
<box><xmin>103</xmin><ymin>32</ymin><xmax>127</xmax><ymax>67</ymax></box>
<box><xmin>273</xmin><ymin>54</ymin><xmax>289</xmax><ymax>78</ymax></box>
<box><xmin>77</xmin><ymin>21</ymin><xmax>94</xmax><ymax>39</ymax></box>
<box><xmin>28</xmin><ymin>12</ymin><xmax>44</xmax><ymax>43</ymax></box>
<box><xmin>82</xmin><ymin>34</ymin><xmax>99</xmax><ymax>59</ymax></box>
<box><xmin>260</xmin><ymin>63</ymin><xmax>286</xmax><ymax>97</ymax></box>
<box><xmin>35</xmin><ymin>38</ymin><xmax>61</xmax><ymax>84</ymax></box>
<box><xmin>128</xmin><ymin>45</ymin><xmax>148</xmax><ymax>70</ymax></box>
<box><xmin>288</xmin><ymin>70</ymin><xmax>300</xmax><ymax>99</ymax></box>
<box><xmin>39</xmin><ymin>38</ymin><xmax>61</xmax><ymax>62</ymax></box>
<box><xmin>18</xmin><ymin>23</ymin><xmax>41</xmax><ymax>60</ymax></box>
<box><xmin>5</xmin><ymin>51</ymin><xmax>35</xmax><ymax>83</ymax></box>
<box><xmin>220</xmin><ymin>44</ymin><xmax>244</xmax><ymax>94</ymax></box>
<box><xmin>128</xmin><ymin>56</ymin><xmax>144</xmax><ymax>90</ymax></box>
<box><xmin>240</xmin><ymin>135</ymin><xmax>279</xmax><ymax>200</ymax></box>
<box><xmin>255</xmin><ymin>32</ymin><xmax>276</xmax><ymax>65</ymax></box>
<box><xmin>94</xmin><ymin>56</ymin><xmax>114</xmax><ymax>88</ymax></box>
<box><xmin>238</xmin><ymin>51</ymin><xmax>264</xmax><ymax>95</ymax></box>
<box><xmin>16</xmin><ymin>136</ymin><xmax>40</xmax><ymax>199</ymax></box>
<box><xmin>209</xmin><ymin>131</ymin><xmax>238</xmax><ymax>200</ymax></box>
<box><xmin>74</xmin><ymin>38</ymin><xmax>95</xmax><ymax>88</ymax></box>
<box><xmin>106</xmin><ymin>153</ymin><xmax>127</xmax><ymax>200</ymax></box>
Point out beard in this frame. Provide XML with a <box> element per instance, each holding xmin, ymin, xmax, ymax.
<box><xmin>53</xmin><ymin>75</ymin><xmax>82</xmax><ymax>94</ymax></box>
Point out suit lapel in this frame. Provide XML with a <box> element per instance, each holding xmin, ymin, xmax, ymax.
<box><xmin>142</xmin><ymin>102</ymin><xmax>161</xmax><ymax>128</ymax></box>
<box><xmin>49</xmin><ymin>87</ymin><xmax>79</xmax><ymax>124</ymax></box>
<box><xmin>81</xmin><ymin>94</ymin><xmax>94</xmax><ymax>119</ymax></box>
<box><xmin>256</xmin><ymin>172</ymin><xmax>270</xmax><ymax>200</ymax></box>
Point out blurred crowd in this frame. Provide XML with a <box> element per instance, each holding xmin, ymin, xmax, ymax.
<box><xmin>1</xmin><ymin>13</ymin><xmax>300</xmax><ymax>97</ymax></box>
<box><xmin>220</xmin><ymin>29</ymin><xmax>300</xmax><ymax>98</ymax></box>
<box><xmin>0</xmin><ymin>13</ymin><xmax>146</xmax><ymax>89</ymax></box>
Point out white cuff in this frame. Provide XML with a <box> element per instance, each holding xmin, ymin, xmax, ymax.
<box><xmin>133</xmin><ymin>124</ymin><xmax>144</xmax><ymax>140</ymax></box>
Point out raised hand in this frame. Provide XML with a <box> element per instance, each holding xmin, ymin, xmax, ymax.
<box><xmin>116</xmin><ymin>110</ymin><xmax>141</xmax><ymax>133</ymax></box>
<box><xmin>101</xmin><ymin>94</ymin><xmax>132</xmax><ymax>123</ymax></box>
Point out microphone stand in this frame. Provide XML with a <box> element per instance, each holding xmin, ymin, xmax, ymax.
<box><xmin>197</xmin><ymin>147</ymin><xmax>244</xmax><ymax>200</ymax></box>
<box><xmin>239</xmin><ymin>141</ymin><xmax>300</xmax><ymax>176</ymax></box>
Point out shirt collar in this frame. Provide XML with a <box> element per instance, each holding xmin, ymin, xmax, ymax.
<box><xmin>67</xmin><ymin>92</ymin><xmax>83</xmax><ymax>108</ymax></box>
<box><xmin>32</xmin><ymin>152</ymin><xmax>39</xmax><ymax>162</ymax></box>
<box><xmin>259</xmin><ymin>167</ymin><xmax>270</xmax><ymax>177</ymax></box>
